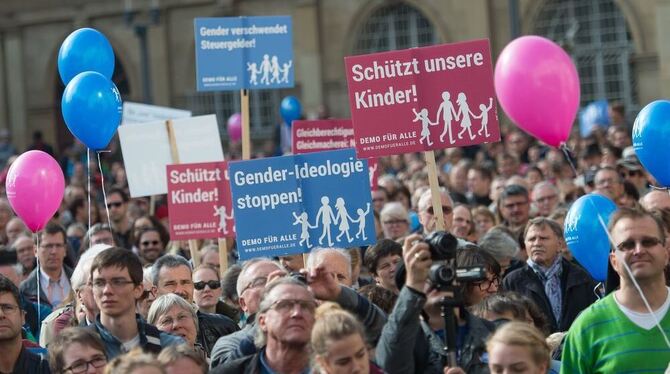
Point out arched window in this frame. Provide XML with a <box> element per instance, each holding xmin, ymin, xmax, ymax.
<box><xmin>354</xmin><ymin>3</ymin><xmax>438</xmax><ymax>54</ymax></box>
<box><xmin>534</xmin><ymin>0</ymin><xmax>636</xmax><ymax>113</ymax></box>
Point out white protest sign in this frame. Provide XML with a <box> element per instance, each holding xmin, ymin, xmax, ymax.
<box><xmin>119</xmin><ymin>114</ymin><xmax>224</xmax><ymax>197</ymax></box>
<box><xmin>122</xmin><ymin>102</ymin><xmax>192</xmax><ymax>125</ymax></box>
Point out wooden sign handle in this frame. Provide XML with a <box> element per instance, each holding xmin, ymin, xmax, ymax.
<box><xmin>424</xmin><ymin>150</ymin><xmax>445</xmax><ymax>231</ymax></box>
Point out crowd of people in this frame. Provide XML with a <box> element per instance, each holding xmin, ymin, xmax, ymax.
<box><xmin>0</xmin><ymin>104</ymin><xmax>669</xmax><ymax>373</ymax></box>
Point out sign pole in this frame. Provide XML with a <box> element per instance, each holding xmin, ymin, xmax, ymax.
<box><xmin>166</xmin><ymin>120</ymin><xmax>201</xmax><ymax>266</ymax></box>
<box><xmin>241</xmin><ymin>89</ymin><xmax>251</xmax><ymax>159</ymax></box>
<box><xmin>424</xmin><ymin>150</ymin><xmax>445</xmax><ymax>231</ymax></box>
<box><xmin>218</xmin><ymin>238</ymin><xmax>228</xmax><ymax>278</ymax></box>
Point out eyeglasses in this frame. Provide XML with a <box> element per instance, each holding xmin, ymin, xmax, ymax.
<box><xmin>0</xmin><ymin>303</ymin><xmax>20</xmax><ymax>315</ymax></box>
<box><xmin>425</xmin><ymin>205</ymin><xmax>453</xmax><ymax>216</ymax></box>
<box><xmin>621</xmin><ymin>170</ymin><xmax>642</xmax><ymax>178</ymax></box>
<box><xmin>40</xmin><ymin>243</ymin><xmax>65</xmax><ymax>250</ymax></box>
<box><xmin>240</xmin><ymin>276</ymin><xmax>268</xmax><ymax>295</ymax></box>
<box><xmin>383</xmin><ymin>219</ymin><xmax>408</xmax><ymax>226</ymax></box>
<box><xmin>107</xmin><ymin>201</ymin><xmax>124</xmax><ymax>209</ymax></box>
<box><xmin>268</xmin><ymin>298</ymin><xmax>317</xmax><ymax>314</ymax></box>
<box><xmin>63</xmin><ymin>355</ymin><xmax>107</xmax><ymax>374</ymax></box>
<box><xmin>91</xmin><ymin>278</ymin><xmax>135</xmax><ymax>290</ymax></box>
<box><xmin>158</xmin><ymin>312</ymin><xmax>192</xmax><ymax>327</ymax></box>
<box><xmin>473</xmin><ymin>276</ymin><xmax>500</xmax><ymax>292</ymax></box>
<box><xmin>194</xmin><ymin>280</ymin><xmax>221</xmax><ymax>291</ymax></box>
<box><xmin>615</xmin><ymin>236</ymin><xmax>663</xmax><ymax>252</ymax></box>
<box><xmin>140</xmin><ymin>240</ymin><xmax>160</xmax><ymax>247</ymax></box>
<box><xmin>140</xmin><ymin>288</ymin><xmax>156</xmax><ymax>301</ymax></box>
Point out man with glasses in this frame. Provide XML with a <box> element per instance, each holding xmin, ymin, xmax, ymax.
<box><xmin>106</xmin><ymin>187</ymin><xmax>132</xmax><ymax>249</ymax></box>
<box><xmin>503</xmin><ymin>217</ymin><xmax>597</xmax><ymax>333</ymax></box>
<box><xmin>20</xmin><ymin>222</ymin><xmax>73</xmax><ymax>309</ymax></box>
<box><xmin>562</xmin><ymin>208</ymin><xmax>670</xmax><ymax>372</ymax></box>
<box><xmin>152</xmin><ymin>254</ymin><xmax>238</xmax><ymax>356</ymax></box>
<box><xmin>213</xmin><ymin>277</ymin><xmax>316</xmax><ymax>374</ymax></box>
<box><xmin>0</xmin><ymin>275</ymin><xmax>50</xmax><ymax>373</ymax></box>
<box><xmin>11</xmin><ymin>233</ymin><xmax>35</xmax><ymax>278</ymax></box>
<box><xmin>417</xmin><ymin>188</ymin><xmax>454</xmax><ymax>235</ymax></box>
<box><xmin>90</xmin><ymin>247</ymin><xmax>182</xmax><ymax>359</ymax></box>
<box><xmin>617</xmin><ymin>155</ymin><xmax>649</xmax><ymax>196</ymax></box>
<box><xmin>135</xmin><ymin>227</ymin><xmax>166</xmax><ymax>265</ymax></box>
<box><xmin>84</xmin><ymin>223</ymin><xmax>117</xmax><ymax>249</ymax></box>
<box><xmin>531</xmin><ymin>181</ymin><xmax>561</xmax><ymax>218</ymax></box>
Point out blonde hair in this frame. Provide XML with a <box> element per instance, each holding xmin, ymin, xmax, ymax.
<box><xmin>486</xmin><ymin>322</ymin><xmax>550</xmax><ymax>369</ymax></box>
<box><xmin>104</xmin><ymin>349</ymin><xmax>165</xmax><ymax>374</ymax></box>
<box><xmin>311</xmin><ymin>305</ymin><xmax>366</xmax><ymax>357</ymax></box>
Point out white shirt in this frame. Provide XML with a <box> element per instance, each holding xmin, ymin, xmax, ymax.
<box><xmin>614</xmin><ymin>287</ymin><xmax>670</xmax><ymax>330</ymax></box>
<box><xmin>39</xmin><ymin>267</ymin><xmax>71</xmax><ymax>307</ymax></box>
<box><xmin>121</xmin><ymin>334</ymin><xmax>141</xmax><ymax>352</ymax></box>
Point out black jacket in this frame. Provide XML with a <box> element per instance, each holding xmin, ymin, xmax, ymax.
<box><xmin>197</xmin><ymin>311</ymin><xmax>239</xmax><ymax>355</ymax></box>
<box><xmin>502</xmin><ymin>257</ymin><xmax>598</xmax><ymax>333</ymax></box>
<box><xmin>212</xmin><ymin>351</ymin><xmax>262</xmax><ymax>374</ymax></box>
<box><xmin>11</xmin><ymin>346</ymin><xmax>51</xmax><ymax>374</ymax></box>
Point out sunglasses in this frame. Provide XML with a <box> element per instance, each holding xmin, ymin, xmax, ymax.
<box><xmin>141</xmin><ymin>240</ymin><xmax>160</xmax><ymax>246</ymax></box>
<box><xmin>615</xmin><ymin>236</ymin><xmax>662</xmax><ymax>252</ymax></box>
<box><xmin>107</xmin><ymin>202</ymin><xmax>123</xmax><ymax>209</ymax></box>
<box><xmin>425</xmin><ymin>205</ymin><xmax>453</xmax><ymax>215</ymax></box>
<box><xmin>194</xmin><ymin>280</ymin><xmax>221</xmax><ymax>290</ymax></box>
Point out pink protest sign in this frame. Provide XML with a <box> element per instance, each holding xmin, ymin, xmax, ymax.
<box><xmin>292</xmin><ymin>119</ymin><xmax>380</xmax><ymax>190</ymax></box>
<box><xmin>345</xmin><ymin>39</ymin><xmax>499</xmax><ymax>158</ymax></box>
<box><xmin>167</xmin><ymin>162</ymin><xmax>235</xmax><ymax>240</ymax></box>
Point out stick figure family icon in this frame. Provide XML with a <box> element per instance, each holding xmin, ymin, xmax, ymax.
<box><xmin>293</xmin><ymin>197</ymin><xmax>371</xmax><ymax>248</ymax></box>
<box><xmin>247</xmin><ymin>54</ymin><xmax>293</xmax><ymax>85</ymax></box>
<box><xmin>213</xmin><ymin>206</ymin><xmax>235</xmax><ymax>235</ymax></box>
<box><xmin>413</xmin><ymin>92</ymin><xmax>494</xmax><ymax>146</ymax></box>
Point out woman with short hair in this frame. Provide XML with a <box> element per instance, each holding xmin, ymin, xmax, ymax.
<box><xmin>147</xmin><ymin>294</ymin><xmax>205</xmax><ymax>358</ymax></box>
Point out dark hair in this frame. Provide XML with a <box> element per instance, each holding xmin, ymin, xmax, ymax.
<box><xmin>37</xmin><ymin>222</ymin><xmax>67</xmax><ymax>244</ymax></box>
<box><xmin>608</xmin><ymin>207</ymin><xmax>666</xmax><ymax>245</ymax></box>
<box><xmin>471</xmin><ymin>292</ymin><xmax>527</xmax><ymax>322</ymax></box>
<box><xmin>505</xmin><ymin>292</ymin><xmax>550</xmax><ymax>336</ymax></box>
<box><xmin>222</xmin><ymin>264</ymin><xmax>242</xmax><ymax>303</ymax></box>
<box><xmin>470</xmin><ymin>165</ymin><xmax>493</xmax><ymax>182</ymax></box>
<box><xmin>107</xmin><ymin>186</ymin><xmax>129</xmax><ymax>202</ymax></box>
<box><xmin>457</xmin><ymin>244</ymin><xmax>501</xmax><ymax>277</ymax></box>
<box><xmin>622</xmin><ymin>180</ymin><xmax>640</xmax><ymax>201</ymax></box>
<box><xmin>523</xmin><ymin>217</ymin><xmax>564</xmax><ymax>244</ymax></box>
<box><xmin>67</xmin><ymin>197</ymin><xmax>86</xmax><ymax>218</ymax></box>
<box><xmin>364</xmin><ymin>239</ymin><xmax>402</xmax><ymax>275</ymax></box>
<box><xmin>524</xmin><ymin>165</ymin><xmax>544</xmax><ymax>179</ymax></box>
<box><xmin>0</xmin><ymin>275</ymin><xmax>21</xmax><ymax>307</ymax></box>
<box><xmin>151</xmin><ymin>254</ymin><xmax>191</xmax><ymax>286</ymax></box>
<box><xmin>129</xmin><ymin>215</ymin><xmax>169</xmax><ymax>248</ymax></box>
<box><xmin>499</xmin><ymin>184</ymin><xmax>529</xmax><ymax>201</ymax></box>
<box><xmin>357</xmin><ymin>284</ymin><xmax>397</xmax><ymax>315</ymax></box>
<box><xmin>134</xmin><ymin>227</ymin><xmax>168</xmax><ymax>249</ymax></box>
<box><xmin>49</xmin><ymin>327</ymin><xmax>106</xmax><ymax>373</ymax></box>
<box><xmin>90</xmin><ymin>247</ymin><xmax>143</xmax><ymax>286</ymax></box>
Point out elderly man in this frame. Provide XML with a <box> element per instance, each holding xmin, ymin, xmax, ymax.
<box><xmin>152</xmin><ymin>254</ymin><xmax>238</xmax><ymax>355</ymax></box>
<box><xmin>306</xmin><ymin>248</ymin><xmax>352</xmax><ymax>287</ymax></box>
<box><xmin>531</xmin><ymin>181</ymin><xmax>561</xmax><ymax>218</ymax></box>
<box><xmin>417</xmin><ymin>188</ymin><xmax>454</xmax><ymax>235</ymax></box>
<box><xmin>640</xmin><ymin>189</ymin><xmax>670</xmax><ymax>212</ymax></box>
<box><xmin>562</xmin><ymin>208</ymin><xmax>670</xmax><ymax>372</ymax></box>
<box><xmin>213</xmin><ymin>278</ymin><xmax>316</xmax><ymax>374</ymax></box>
<box><xmin>503</xmin><ymin>217</ymin><xmax>598</xmax><ymax>333</ymax></box>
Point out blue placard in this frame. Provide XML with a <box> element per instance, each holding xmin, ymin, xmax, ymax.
<box><xmin>229</xmin><ymin>149</ymin><xmax>375</xmax><ymax>260</ymax></box>
<box><xmin>194</xmin><ymin>16</ymin><xmax>294</xmax><ymax>91</ymax></box>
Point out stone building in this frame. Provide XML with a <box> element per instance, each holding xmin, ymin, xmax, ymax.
<box><xmin>0</xmin><ymin>0</ymin><xmax>664</xmax><ymax>153</ymax></box>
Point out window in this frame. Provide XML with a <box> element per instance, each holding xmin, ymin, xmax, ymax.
<box><xmin>534</xmin><ymin>0</ymin><xmax>636</xmax><ymax>113</ymax></box>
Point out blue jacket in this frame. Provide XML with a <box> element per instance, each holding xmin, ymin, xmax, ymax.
<box><xmin>92</xmin><ymin>314</ymin><xmax>184</xmax><ymax>359</ymax></box>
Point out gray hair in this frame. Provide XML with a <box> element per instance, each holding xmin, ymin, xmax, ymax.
<box><xmin>478</xmin><ymin>227</ymin><xmax>519</xmax><ymax>261</ymax></box>
<box><xmin>254</xmin><ymin>277</ymin><xmax>313</xmax><ymax>348</ymax></box>
<box><xmin>306</xmin><ymin>247</ymin><xmax>352</xmax><ymax>279</ymax></box>
<box><xmin>417</xmin><ymin>187</ymin><xmax>453</xmax><ymax>212</ymax></box>
<box><xmin>235</xmin><ymin>257</ymin><xmax>281</xmax><ymax>296</ymax></box>
<box><xmin>70</xmin><ymin>244</ymin><xmax>112</xmax><ymax>291</ymax></box>
<box><xmin>380</xmin><ymin>202</ymin><xmax>409</xmax><ymax>223</ymax></box>
<box><xmin>532</xmin><ymin>181</ymin><xmax>559</xmax><ymax>198</ymax></box>
<box><xmin>151</xmin><ymin>254</ymin><xmax>191</xmax><ymax>286</ymax></box>
<box><xmin>147</xmin><ymin>293</ymin><xmax>199</xmax><ymax>335</ymax></box>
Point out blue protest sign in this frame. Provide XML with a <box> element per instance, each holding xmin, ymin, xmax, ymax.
<box><xmin>194</xmin><ymin>16</ymin><xmax>294</xmax><ymax>91</ymax></box>
<box><xmin>229</xmin><ymin>149</ymin><xmax>375</xmax><ymax>260</ymax></box>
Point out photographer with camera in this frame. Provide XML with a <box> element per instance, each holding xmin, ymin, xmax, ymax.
<box><xmin>376</xmin><ymin>232</ymin><xmax>495</xmax><ymax>374</ymax></box>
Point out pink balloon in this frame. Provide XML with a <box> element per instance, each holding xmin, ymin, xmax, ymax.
<box><xmin>494</xmin><ymin>36</ymin><xmax>580</xmax><ymax>147</ymax></box>
<box><xmin>227</xmin><ymin>113</ymin><xmax>242</xmax><ymax>142</ymax></box>
<box><xmin>6</xmin><ymin>151</ymin><xmax>65</xmax><ymax>232</ymax></box>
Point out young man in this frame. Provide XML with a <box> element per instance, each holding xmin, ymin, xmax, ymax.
<box><xmin>562</xmin><ymin>208</ymin><xmax>670</xmax><ymax>372</ymax></box>
<box><xmin>90</xmin><ymin>247</ymin><xmax>182</xmax><ymax>359</ymax></box>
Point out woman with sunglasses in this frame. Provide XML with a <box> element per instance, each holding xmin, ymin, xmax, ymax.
<box><xmin>192</xmin><ymin>265</ymin><xmax>223</xmax><ymax>315</ymax></box>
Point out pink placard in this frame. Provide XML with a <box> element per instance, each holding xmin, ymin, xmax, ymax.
<box><xmin>167</xmin><ymin>162</ymin><xmax>235</xmax><ymax>240</ymax></box>
<box><xmin>292</xmin><ymin>119</ymin><xmax>380</xmax><ymax>190</ymax></box>
<box><xmin>345</xmin><ymin>39</ymin><xmax>500</xmax><ymax>158</ymax></box>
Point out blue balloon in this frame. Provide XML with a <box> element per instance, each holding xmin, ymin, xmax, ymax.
<box><xmin>633</xmin><ymin>100</ymin><xmax>670</xmax><ymax>187</ymax></box>
<box><xmin>280</xmin><ymin>96</ymin><xmax>302</xmax><ymax>126</ymax></box>
<box><xmin>61</xmin><ymin>72</ymin><xmax>122</xmax><ymax>150</ymax></box>
<box><xmin>58</xmin><ymin>28</ymin><xmax>115</xmax><ymax>85</ymax></box>
<box><xmin>564</xmin><ymin>194</ymin><xmax>617</xmax><ymax>281</ymax></box>
<box><xmin>579</xmin><ymin>99</ymin><xmax>610</xmax><ymax>137</ymax></box>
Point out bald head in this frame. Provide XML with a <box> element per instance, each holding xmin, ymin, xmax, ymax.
<box><xmin>640</xmin><ymin>190</ymin><xmax>670</xmax><ymax>212</ymax></box>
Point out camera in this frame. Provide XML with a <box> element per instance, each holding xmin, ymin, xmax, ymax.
<box><xmin>424</xmin><ymin>231</ymin><xmax>486</xmax><ymax>290</ymax></box>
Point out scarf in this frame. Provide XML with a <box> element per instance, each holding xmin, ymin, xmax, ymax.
<box><xmin>527</xmin><ymin>256</ymin><xmax>563</xmax><ymax>324</ymax></box>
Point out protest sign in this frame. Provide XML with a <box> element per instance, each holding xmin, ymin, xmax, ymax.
<box><xmin>194</xmin><ymin>16</ymin><xmax>293</xmax><ymax>91</ymax></box>
<box><xmin>291</xmin><ymin>119</ymin><xmax>380</xmax><ymax>190</ymax></box>
<box><xmin>345</xmin><ymin>39</ymin><xmax>499</xmax><ymax>158</ymax></box>
<box><xmin>167</xmin><ymin>162</ymin><xmax>235</xmax><ymax>240</ymax></box>
<box><xmin>122</xmin><ymin>102</ymin><xmax>191</xmax><ymax>125</ymax></box>
<box><xmin>229</xmin><ymin>149</ymin><xmax>375</xmax><ymax>260</ymax></box>
<box><xmin>119</xmin><ymin>114</ymin><xmax>224</xmax><ymax>197</ymax></box>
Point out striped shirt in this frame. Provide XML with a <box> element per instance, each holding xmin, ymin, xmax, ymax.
<box><xmin>561</xmin><ymin>293</ymin><xmax>670</xmax><ymax>373</ymax></box>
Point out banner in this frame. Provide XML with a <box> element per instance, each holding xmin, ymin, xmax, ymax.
<box><xmin>345</xmin><ymin>39</ymin><xmax>499</xmax><ymax>158</ymax></box>
<box><xmin>122</xmin><ymin>102</ymin><xmax>191</xmax><ymax>125</ymax></box>
<box><xmin>167</xmin><ymin>162</ymin><xmax>235</xmax><ymax>240</ymax></box>
<box><xmin>229</xmin><ymin>149</ymin><xmax>375</xmax><ymax>260</ymax></box>
<box><xmin>292</xmin><ymin>119</ymin><xmax>380</xmax><ymax>189</ymax></box>
<box><xmin>194</xmin><ymin>16</ymin><xmax>293</xmax><ymax>91</ymax></box>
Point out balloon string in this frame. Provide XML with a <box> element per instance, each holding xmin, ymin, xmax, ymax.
<box><xmin>590</xmin><ymin>200</ymin><xmax>670</xmax><ymax>349</ymax></box>
<box><xmin>87</xmin><ymin>148</ymin><xmax>91</xmax><ymax>248</ymax></box>
<box><xmin>559</xmin><ymin>143</ymin><xmax>579</xmax><ymax>178</ymax></box>
<box><xmin>35</xmin><ymin>232</ymin><xmax>40</xmax><ymax>324</ymax></box>
<box><xmin>97</xmin><ymin>152</ymin><xmax>113</xmax><ymax>240</ymax></box>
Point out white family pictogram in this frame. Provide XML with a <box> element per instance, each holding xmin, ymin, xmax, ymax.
<box><xmin>293</xmin><ymin>197</ymin><xmax>371</xmax><ymax>248</ymax></box>
<box><xmin>248</xmin><ymin>55</ymin><xmax>293</xmax><ymax>85</ymax></box>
